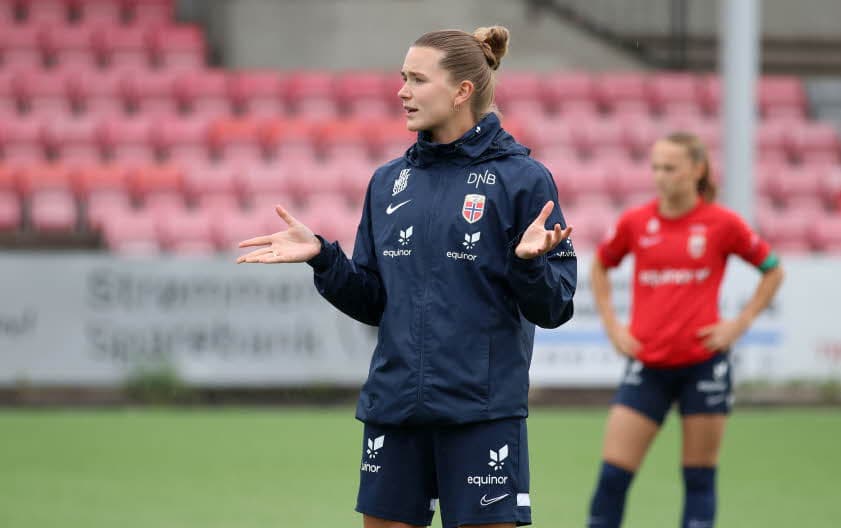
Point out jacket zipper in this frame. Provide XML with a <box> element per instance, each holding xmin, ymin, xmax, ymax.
<box><xmin>417</xmin><ymin>166</ymin><xmax>448</xmax><ymax>407</ymax></box>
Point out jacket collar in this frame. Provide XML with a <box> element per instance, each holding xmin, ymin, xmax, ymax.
<box><xmin>405</xmin><ymin>113</ymin><xmax>527</xmax><ymax>168</ymax></box>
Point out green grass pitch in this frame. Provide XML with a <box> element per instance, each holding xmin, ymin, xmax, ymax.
<box><xmin>1</xmin><ymin>408</ymin><xmax>839</xmax><ymax>527</ymax></box>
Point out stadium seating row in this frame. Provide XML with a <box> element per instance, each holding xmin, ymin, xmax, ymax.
<box><xmin>1</xmin><ymin>159</ymin><xmax>840</xmax><ymax>206</ymax></box>
<box><xmin>0</xmin><ymin>0</ymin><xmax>172</xmax><ymax>26</ymax></box>
<box><xmin>0</xmin><ymin>66</ymin><xmax>807</xmax><ymax>118</ymax></box>
<box><xmin>0</xmin><ymin>114</ymin><xmax>838</xmax><ymax>166</ymax></box>
<box><xmin>2</xmin><ymin>188</ymin><xmax>839</xmax><ymax>255</ymax></box>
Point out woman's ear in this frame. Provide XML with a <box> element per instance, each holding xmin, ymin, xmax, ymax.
<box><xmin>454</xmin><ymin>79</ymin><xmax>474</xmax><ymax>108</ymax></box>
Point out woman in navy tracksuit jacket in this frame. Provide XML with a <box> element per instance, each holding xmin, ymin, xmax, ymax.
<box><xmin>238</xmin><ymin>26</ymin><xmax>576</xmax><ymax>528</ymax></box>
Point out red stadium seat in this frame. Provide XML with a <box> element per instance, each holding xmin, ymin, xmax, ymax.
<box><xmin>43</xmin><ymin>23</ymin><xmax>102</xmax><ymax>68</ymax></box>
<box><xmin>596</xmin><ymin>72</ymin><xmax>649</xmax><ymax>112</ymax></box>
<box><xmin>99</xmin><ymin>24</ymin><xmax>150</xmax><ymax>68</ymax></box>
<box><xmin>101</xmin><ymin>208</ymin><xmax>160</xmax><ymax>254</ymax></box>
<box><xmin>0</xmin><ymin>23</ymin><xmax>43</xmax><ymax>68</ymax></box>
<box><xmin>2</xmin><ymin>116</ymin><xmax>46</xmax><ymax>164</ymax></box>
<box><xmin>339</xmin><ymin>160</ymin><xmax>376</xmax><ymax>203</ymax></box>
<box><xmin>21</xmin><ymin>0</ymin><xmax>67</xmax><ymax>24</ymax></box>
<box><xmin>261</xmin><ymin>118</ymin><xmax>320</xmax><ymax>157</ymax></box>
<box><xmin>182</xmin><ymin>160</ymin><xmax>240</xmax><ymax>202</ymax></box>
<box><xmin>571</xmin><ymin>119</ymin><xmax>627</xmax><ymax>156</ymax></box>
<box><xmin>757</xmin><ymin>208</ymin><xmax>812</xmax><ymax>251</ymax></box>
<box><xmin>495</xmin><ymin>71</ymin><xmax>542</xmax><ymax>106</ymax></box>
<box><xmin>208</xmin><ymin>117</ymin><xmax>263</xmax><ymax>162</ymax></box>
<box><xmin>318</xmin><ymin>118</ymin><xmax>369</xmax><ymax>154</ymax></box>
<box><xmin>16</xmin><ymin>164</ymin><xmax>73</xmax><ymax>197</ymax></box>
<box><xmin>237</xmin><ymin>160</ymin><xmax>289</xmax><ymax>199</ymax></box>
<box><xmin>74</xmin><ymin>164</ymin><xmax>129</xmax><ymax>198</ymax></box>
<box><xmin>229</xmin><ymin>70</ymin><xmax>287</xmax><ymax>117</ymax></box>
<box><xmin>287</xmin><ymin>71</ymin><xmax>337</xmax><ymax>118</ymax></box>
<box><xmin>0</xmin><ymin>68</ymin><xmax>19</xmax><ymax>115</ymax></box>
<box><xmin>541</xmin><ymin>72</ymin><xmax>596</xmax><ymax>110</ymax></box>
<box><xmin>85</xmin><ymin>188</ymin><xmax>132</xmax><ymax>231</ymax></box>
<box><xmin>766</xmin><ymin>165</ymin><xmax>822</xmax><ymax>204</ymax></box>
<box><xmin>129</xmin><ymin>0</ymin><xmax>173</xmax><ymax>26</ymax></box>
<box><xmin>128</xmin><ymin>163</ymin><xmax>183</xmax><ymax>199</ymax></box>
<box><xmin>174</xmin><ymin>69</ymin><xmax>231</xmax><ymax>115</ymax></box>
<box><xmin>77</xmin><ymin>0</ymin><xmax>124</xmax><ymax>25</ymax></box>
<box><xmin>141</xmin><ymin>190</ymin><xmax>183</xmax><ymax>216</ymax></box>
<box><xmin>0</xmin><ymin>190</ymin><xmax>21</xmax><ymax>230</ymax></box>
<box><xmin>29</xmin><ymin>189</ymin><xmax>78</xmax><ymax>232</ymax></box>
<box><xmin>605</xmin><ymin>159</ymin><xmax>652</xmax><ymax>195</ymax></box>
<box><xmin>524</xmin><ymin>118</ymin><xmax>574</xmax><ymax>153</ymax></box>
<box><xmin>196</xmin><ymin>192</ymin><xmax>240</xmax><ymax>212</ymax></box>
<box><xmin>214</xmin><ymin>207</ymin><xmax>271</xmax><ymax>252</ymax></box>
<box><xmin>366</xmin><ymin>118</ymin><xmax>415</xmax><ymax>160</ymax></box>
<box><xmin>759</xmin><ymin>76</ymin><xmax>806</xmax><ymax>119</ymax></box>
<box><xmin>819</xmin><ymin>166</ymin><xmax>841</xmax><ymax>210</ymax></box>
<box><xmin>810</xmin><ymin>214</ymin><xmax>841</xmax><ymax>252</ymax></box>
<box><xmin>157</xmin><ymin>206</ymin><xmax>216</xmax><ymax>254</ymax></box>
<box><xmin>0</xmin><ymin>164</ymin><xmax>17</xmax><ymax>194</ymax></box>
<box><xmin>297</xmin><ymin>192</ymin><xmax>358</xmax><ymax>246</ymax></box>
<box><xmin>124</xmin><ymin>68</ymin><xmax>179</xmax><ymax>116</ymax></box>
<box><xmin>153</xmin><ymin>113</ymin><xmax>211</xmax><ymax>162</ymax></box>
<box><xmin>335</xmin><ymin>71</ymin><xmax>388</xmax><ymax>111</ymax></box>
<box><xmin>44</xmin><ymin>115</ymin><xmax>102</xmax><ymax>164</ymax></box>
<box><xmin>0</xmin><ymin>1</ymin><xmax>15</xmax><ymax>24</ymax></box>
<box><xmin>15</xmin><ymin>68</ymin><xmax>74</xmax><ymax>116</ymax></box>
<box><xmin>99</xmin><ymin>116</ymin><xmax>157</xmax><ymax>163</ymax></box>
<box><xmin>151</xmin><ymin>25</ymin><xmax>205</xmax><ymax>71</ymax></box>
<box><xmin>284</xmin><ymin>159</ymin><xmax>344</xmax><ymax>198</ymax></box>
<box><xmin>786</xmin><ymin>122</ymin><xmax>840</xmax><ymax>164</ymax></box>
<box><xmin>70</xmin><ymin>66</ymin><xmax>129</xmax><ymax>117</ymax></box>
<box><xmin>648</xmin><ymin>73</ymin><xmax>701</xmax><ymax>112</ymax></box>
<box><xmin>501</xmin><ymin>99</ymin><xmax>549</xmax><ymax>122</ymax></box>
<box><xmin>249</xmin><ymin>191</ymin><xmax>297</xmax><ymax>216</ymax></box>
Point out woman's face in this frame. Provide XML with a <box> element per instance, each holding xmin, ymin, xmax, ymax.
<box><xmin>398</xmin><ymin>46</ymin><xmax>462</xmax><ymax>133</ymax></box>
<box><xmin>651</xmin><ymin>140</ymin><xmax>704</xmax><ymax>202</ymax></box>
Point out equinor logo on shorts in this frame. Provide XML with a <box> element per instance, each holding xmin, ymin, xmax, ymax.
<box><xmin>361</xmin><ymin>435</ymin><xmax>384</xmax><ymax>473</ymax></box>
<box><xmin>466</xmin><ymin>444</ymin><xmax>509</xmax><ymax>486</ymax></box>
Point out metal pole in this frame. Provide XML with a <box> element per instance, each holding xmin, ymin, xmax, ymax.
<box><xmin>721</xmin><ymin>0</ymin><xmax>760</xmax><ymax>223</ymax></box>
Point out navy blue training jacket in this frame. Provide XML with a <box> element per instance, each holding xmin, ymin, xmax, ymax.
<box><xmin>307</xmin><ymin>113</ymin><xmax>577</xmax><ymax>426</ymax></box>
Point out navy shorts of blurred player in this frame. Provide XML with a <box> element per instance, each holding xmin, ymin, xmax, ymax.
<box><xmin>357</xmin><ymin>417</ymin><xmax>531</xmax><ymax>528</ymax></box>
<box><xmin>613</xmin><ymin>352</ymin><xmax>734</xmax><ymax>425</ymax></box>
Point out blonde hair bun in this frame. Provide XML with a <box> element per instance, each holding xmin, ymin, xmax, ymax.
<box><xmin>473</xmin><ymin>26</ymin><xmax>509</xmax><ymax>70</ymax></box>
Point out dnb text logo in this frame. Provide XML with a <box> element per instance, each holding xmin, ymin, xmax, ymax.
<box><xmin>367</xmin><ymin>435</ymin><xmax>385</xmax><ymax>459</ymax></box>
<box><xmin>488</xmin><ymin>444</ymin><xmax>509</xmax><ymax>471</ymax></box>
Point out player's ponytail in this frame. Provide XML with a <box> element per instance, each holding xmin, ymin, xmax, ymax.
<box><xmin>664</xmin><ymin>132</ymin><xmax>718</xmax><ymax>202</ymax></box>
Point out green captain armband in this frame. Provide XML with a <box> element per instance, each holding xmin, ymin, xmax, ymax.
<box><xmin>758</xmin><ymin>252</ymin><xmax>780</xmax><ymax>273</ymax></box>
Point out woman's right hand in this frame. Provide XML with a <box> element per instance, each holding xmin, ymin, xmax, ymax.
<box><xmin>606</xmin><ymin>323</ymin><xmax>642</xmax><ymax>359</ymax></box>
<box><xmin>236</xmin><ymin>206</ymin><xmax>322</xmax><ymax>264</ymax></box>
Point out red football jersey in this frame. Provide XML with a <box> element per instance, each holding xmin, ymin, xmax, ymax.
<box><xmin>597</xmin><ymin>199</ymin><xmax>772</xmax><ymax>367</ymax></box>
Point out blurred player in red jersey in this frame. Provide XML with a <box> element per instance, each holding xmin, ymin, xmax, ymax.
<box><xmin>585</xmin><ymin>132</ymin><xmax>784</xmax><ymax>528</ymax></box>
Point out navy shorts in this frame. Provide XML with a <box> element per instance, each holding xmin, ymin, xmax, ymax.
<box><xmin>613</xmin><ymin>353</ymin><xmax>733</xmax><ymax>425</ymax></box>
<box><xmin>356</xmin><ymin>417</ymin><xmax>531</xmax><ymax>528</ymax></box>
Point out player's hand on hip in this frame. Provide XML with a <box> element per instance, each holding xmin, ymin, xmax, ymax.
<box><xmin>515</xmin><ymin>201</ymin><xmax>573</xmax><ymax>260</ymax></box>
<box><xmin>236</xmin><ymin>205</ymin><xmax>322</xmax><ymax>264</ymax></box>
<box><xmin>607</xmin><ymin>323</ymin><xmax>642</xmax><ymax>358</ymax></box>
<box><xmin>697</xmin><ymin>318</ymin><xmax>748</xmax><ymax>352</ymax></box>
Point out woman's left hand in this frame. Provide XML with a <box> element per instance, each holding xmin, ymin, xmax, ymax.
<box><xmin>515</xmin><ymin>201</ymin><xmax>573</xmax><ymax>260</ymax></box>
<box><xmin>697</xmin><ymin>317</ymin><xmax>749</xmax><ymax>352</ymax></box>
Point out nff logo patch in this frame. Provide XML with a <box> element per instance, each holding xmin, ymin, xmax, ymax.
<box><xmin>462</xmin><ymin>194</ymin><xmax>485</xmax><ymax>224</ymax></box>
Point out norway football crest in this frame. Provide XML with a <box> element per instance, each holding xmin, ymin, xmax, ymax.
<box><xmin>462</xmin><ymin>194</ymin><xmax>486</xmax><ymax>224</ymax></box>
